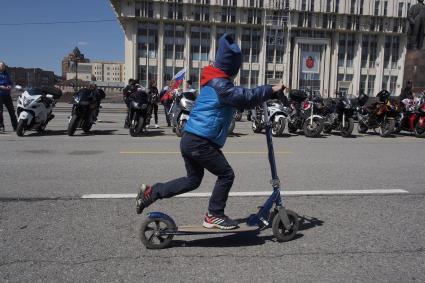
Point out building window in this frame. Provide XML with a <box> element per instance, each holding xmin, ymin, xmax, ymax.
<box><xmin>164</xmin><ymin>66</ymin><xmax>174</xmax><ymax>84</ymax></box>
<box><xmin>367</xmin><ymin>75</ymin><xmax>375</xmax><ymax>95</ymax></box>
<box><xmin>240</xmin><ymin>70</ymin><xmax>250</xmax><ymax>88</ymax></box>
<box><xmin>148</xmin><ymin>66</ymin><xmax>157</xmax><ymax>83</ymax></box>
<box><xmin>191</xmin><ymin>26</ymin><xmax>210</xmax><ymax>61</ymax></box>
<box><xmin>383</xmin><ymin>1</ymin><xmax>388</xmax><ymax>16</ymax></box>
<box><xmin>374</xmin><ymin>0</ymin><xmax>380</xmax><ymax>16</ymax></box>
<box><xmin>360</xmin><ymin>0</ymin><xmax>364</xmax><ymax>14</ymax></box>
<box><xmin>135</xmin><ymin>1</ymin><xmax>154</xmax><ymax>18</ymax></box>
<box><xmin>167</xmin><ymin>3</ymin><xmax>183</xmax><ymax>20</ymax></box>
<box><xmin>221</xmin><ymin>7</ymin><xmax>236</xmax><ymax>23</ymax></box>
<box><xmin>247</xmin><ymin>8</ymin><xmax>262</xmax><ymax>24</ymax></box>
<box><xmin>350</xmin><ymin>0</ymin><xmax>356</xmax><ymax>14</ymax></box>
<box><xmin>137</xmin><ymin>24</ymin><xmax>158</xmax><ymax>59</ymax></box>
<box><xmin>326</xmin><ymin>0</ymin><xmax>332</xmax><ymax>12</ymax></box>
<box><xmin>189</xmin><ymin>67</ymin><xmax>200</xmax><ymax>90</ymax></box>
<box><xmin>139</xmin><ymin>65</ymin><xmax>147</xmax><ymax>86</ymax></box>
<box><xmin>266</xmin><ymin>28</ymin><xmax>285</xmax><ymax>64</ymax></box>
<box><xmin>251</xmin><ymin>70</ymin><xmax>259</xmax><ymax>86</ymax></box>
<box><xmin>193</xmin><ymin>6</ymin><xmax>209</xmax><ymax>22</ymax></box>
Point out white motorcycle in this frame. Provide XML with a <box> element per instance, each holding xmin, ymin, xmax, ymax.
<box><xmin>170</xmin><ymin>89</ymin><xmax>197</xmax><ymax>137</ymax></box>
<box><xmin>251</xmin><ymin>99</ymin><xmax>290</xmax><ymax>137</ymax></box>
<box><xmin>15</xmin><ymin>86</ymin><xmax>62</xmax><ymax>136</ymax></box>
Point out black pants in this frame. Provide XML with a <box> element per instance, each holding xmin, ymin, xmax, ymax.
<box><xmin>0</xmin><ymin>95</ymin><xmax>18</xmax><ymax>130</ymax></box>
<box><xmin>152</xmin><ymin>133</ymin><xmax>235</xmax><ymax>216</ymax></box>
<box><xmin>163</xmin><ymin>103</ymin><xmax>171</xmax><ymax>126</ymax></box>
<box><xmin>152</xmin><ymin>103</ymin><xmax>158</xmax><ymax>124</ymax></box>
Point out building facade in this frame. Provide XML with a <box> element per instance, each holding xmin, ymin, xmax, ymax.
<box><xmin>8</xmin><ymin>67</ymin><xmax>59</xmax><ymax>88</ymax></box>
<box><xmin>66</xmin><ymin>61</ymin><xmax>126</xmax><ymax>83</ymax></box>
<box><xmin>110</xmin><ymin>0</ymin><xmax>415</xmax><ymax>97</ymax></box>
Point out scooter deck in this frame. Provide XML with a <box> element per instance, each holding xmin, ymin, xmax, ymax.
<box><xmin>177</xmin><ymin>223</ymin><xmax>258</xmax><ymax>234</ymax></box>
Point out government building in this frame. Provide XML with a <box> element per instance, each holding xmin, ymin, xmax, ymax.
<box><xmin>110</xmin><ymin>0</ymin><xmax>416</xmax><ymax>97</ymax></box>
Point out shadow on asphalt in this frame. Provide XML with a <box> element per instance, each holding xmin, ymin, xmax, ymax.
<box><xmin>78</xmin><ymin>130</ymin><xmax>118</xmax><ymax>136</ymax></box>
<box><xmin>324</xmin><ymin>132</ymin><xmax>361</xmax><ymax>138</ymax></box>
<box><xmin>26</xmin><ymin>130</ymin><xmax>68</xmax><ymax>136</ymax></box>
<box><xmin>170</xmin><ymin>215</ymin><xmax>323</xmax><ymax>248</ymax></box>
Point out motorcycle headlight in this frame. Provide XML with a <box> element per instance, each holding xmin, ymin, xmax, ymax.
<box><xmin>23</xmin><ymin>97</ymin><xmax>34</xmax><ymax>107</ymax></box>
<box><xmin>74</xmin><ymin>96</ymin><xmax>80</xmax><ymax>103</ymax></box>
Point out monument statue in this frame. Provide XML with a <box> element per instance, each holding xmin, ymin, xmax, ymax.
<box><xmin>407</xmin><ymin>0</ymin><xmax>425</xmax><ymax>50</ymax></box>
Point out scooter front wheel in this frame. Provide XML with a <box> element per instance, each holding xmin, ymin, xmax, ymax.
<box><xmin>272</xmin><ymin>209</ymin><xmax>299</xmax><ymax>242</ymax></box>
<box><xmin>140</xmin><ymin>217</ymin><xmax>175</xmax><ymax>249</ymax></box>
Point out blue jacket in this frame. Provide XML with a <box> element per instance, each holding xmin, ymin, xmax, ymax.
<box><xmin>0</xmin><ymin>71</ymin><xmax>12</xmax><ymax>96</ymax></box>
<box><xmin>185</xmin><ymin>78</ymin><xmax>273</xmax><ymax>148</ymax></box>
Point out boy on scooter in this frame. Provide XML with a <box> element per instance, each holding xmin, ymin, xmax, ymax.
<box><xmin>136</xmin><ymin>33</ymin><xmax>286</xmax><ymax>230</ymax></box>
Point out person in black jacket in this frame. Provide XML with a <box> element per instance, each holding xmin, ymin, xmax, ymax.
<box><xmin>123</xmin><ymin>79</ymin><xmax>138</xmax><ymax>128</ymax></box>
<box><xmin>149</xmin><ymin>79</ymin><xmax>159</xmax><ymax>128</ymax></box>
<box><xmin>400</xmin><ymin>80</ymin><xmax>414</xmax><ymax>101</ymax></box>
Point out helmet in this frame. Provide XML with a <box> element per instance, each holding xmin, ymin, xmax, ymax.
<box><xmin>357</xmin><ymin>92</ymin><xmax>369</xmax><ymax>106</ymax></box>
<box><xmin>377</xmin><ymin>90</ymin><xmax>390</xmax><ymax>103</ymax></box>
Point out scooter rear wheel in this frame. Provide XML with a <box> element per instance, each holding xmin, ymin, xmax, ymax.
<box><xmin>272</xmin><ymin>209</ymin><xmax>299</xmax><ymax>242</ymax></box>
<box><xmin>140</xmin><ymin>217</ymin><xmax>175</xmax><ymax>249</ymax></box>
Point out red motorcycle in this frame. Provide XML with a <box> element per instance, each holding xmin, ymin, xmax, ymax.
<box><xmin>396</xmin><ymin>93</ymin><xmax>425</xmax><ymax>138</ymax></box>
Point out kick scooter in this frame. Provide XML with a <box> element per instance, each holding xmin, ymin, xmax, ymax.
<box><xmin>139</xmin><ymin>100</ymin><xmax>299</xmax><ymax>249</ymax></box>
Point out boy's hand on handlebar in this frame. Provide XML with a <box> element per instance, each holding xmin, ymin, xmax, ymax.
<box><xmin>272</xmin><ymin>83</ymin><xmax>286</xmax><ymax>93</ymax></box>
<box><xmin>271</xmin><ymin>83</ymin><xmax>286</xmax><ymax>100</ymax></box>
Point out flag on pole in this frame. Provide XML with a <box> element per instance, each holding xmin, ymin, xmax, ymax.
<box><xmin>161</xmin><ymin>68</ymin><xmax>186</xmax><ymax>103</ymax></box>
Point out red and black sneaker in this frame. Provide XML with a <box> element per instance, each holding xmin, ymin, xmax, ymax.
<box><xmin>136</xmin><ymin>184</ymin><xmax>155</xmax><ymax>214</ymax></box>
<box><xmin>202</xmin><ymin>213</ymin><xmax>239</xmax><ymax>230</ymax></box>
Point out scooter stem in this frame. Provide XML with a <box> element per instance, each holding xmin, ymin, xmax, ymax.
<box><xmin>262</xmin><ymin>102</ymin><xmax>279</xmax><ymax>184</ymax></box>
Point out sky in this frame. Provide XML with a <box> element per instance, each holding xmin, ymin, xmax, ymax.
<box><xmin>0</xmin><ymin>0</ymin><xmax>124</xmax><ymax>75</ymax></box>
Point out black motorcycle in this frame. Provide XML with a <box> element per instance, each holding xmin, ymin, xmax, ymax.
<box><xmin>128</xmin><ymin>88</ymin><xmax>152</xmax><ymax>137</ymax></box>
<box><xmin>67</xmin><ymin>89</ymin><xmax>101</xmax><ymax>136</ymax></box>
<box><xmin>287</xmin><ymin>89</ymin><xmax>324</xmax><ymax>137</ymax></box>
<box><xmin>357</xmin><ymin>90</ymin><xmax>397</xmax><ymax>137</ymax></box>
<box><xmin>323</xmin><ymin>92</ymin><xmax>355</xmax><ymax>137</ymax></box>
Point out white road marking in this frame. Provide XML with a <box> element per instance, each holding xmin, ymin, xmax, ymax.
<box><xmin>81</xmin><ymin>189</ymin><xmax>408</xmax><ymax>199</ymax></box>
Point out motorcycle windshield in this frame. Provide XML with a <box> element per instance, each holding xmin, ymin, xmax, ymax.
<box><xmin>182</xmin><ymin>91</ymin><xmax>197</xmax><ymax>101</ymax></box>
<box><xmin>75</xmin><ymin>89</ymin><xmax>93</xmax><ymax>102</ymax></box>
<box><xmin>26</xmin><ymin>88</ymin><xmax>44</xmax><ymax>96</ymax></box>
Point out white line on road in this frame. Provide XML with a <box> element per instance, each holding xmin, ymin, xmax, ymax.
<box><xmin>81</xmin><ymin>189</ymin><xmax>408</xmax><ymax>199</ymax></box>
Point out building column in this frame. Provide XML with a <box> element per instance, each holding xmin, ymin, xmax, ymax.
<box><xmin>352</xmin><ymin>33</ymin><xmax>363</xmax><ymax>96</ymax></box>
<box><xmin>375</xmin><ymin>34</ymin><xmax>386</xmax><ymax>94</ymax></box>
<box><xmin>210</xmin><ymin>24</ymin><xmax>217</xmax><ymax>62</ymax></box>
<box><xmin>185</xmin><ymin>23</ymin><xmax>191</xmax><ymax>80</ymax></box>
<box><xmin>398</xmin><ymin>35</ymin><xmax>408</xmax><ymax>92</ymax></box>
<box><xmin>124</xmin><ymin>21</ymin><xmax>138</xmax><ymax>83</ymax></box>
<box><xmin>158</xmin><ymin>22</ymin><xmax>164</xmax><ymax>89</ymax></box>
<box><xmin>329</xmin><ymin>32</ymin><xmax>339</xmax><ymax>98</ymax></box>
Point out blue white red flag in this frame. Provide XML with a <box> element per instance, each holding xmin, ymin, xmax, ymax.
<box><xmin>171</xmin><ymin>68</ymin><xmax>186</xmax><ymax>90</ymax></box>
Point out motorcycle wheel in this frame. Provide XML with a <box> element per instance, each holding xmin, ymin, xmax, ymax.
<box><xmin>341</xmin><ymin>117</ymin><xmax>354</xmax><ymax>138</ymax></box>
<box><xmin>357</xmin><ymin>122</ymin><xmax>368</xmax><ymax>134</ymax></box>
<box><xmin>414</xmin><ymin>122</ymin><xmax>425</xmax><ymax>138</ymax></box>
<box><xmin>36</xmin><ymin>123</ymin><xmax>47</xmax><ymax>134</ymax></box>
<box><xmin>175</xmin><ymin>119</ymin><xmax>186</xmax><ymax>137</ymax></box>
<box><xmin>272</xmin><ymin>209</ymin><xmax>299</xmax><ymax>242</ymax></box>
<box><xmin>67</xmin><ymin>115</ymin><xmax>79</xmax><ymax>136</ymax></box>
<box><xmin>271</xmin><ymin>117</ymin><xmax>286</xmax><ymax>137</ymax></box>
<box><xmin>82</xmin><ymin>122</ymin><xmax>92</xmax><ymax>133</ymax></box>
<box><xmin>252</xmin><ymin>121</ymin><xmax>262</xmax><ymax>133</ymax></box>
<box><xmin>303</xmin><ymin>118</ymin><xmax>324</xmax><ymax>138</ymax></box>
<box><xmin>228</xmin><ymin>118</ymin><xmax>236</xmax><ymax>134</ymax></box>
<box><xmin>288</xmin><ymin>123</ymin><xmax>298</xmax><ymax>134</ymax></box>
<box><xmin>323</xmin><ymin>125</ymin><xmax>333</xmax><ymax>134</ymax></box>
<box><xmin>379</xmin><ymin>118</ymin><xmax>395</xmax><ymax>137</ymax></box>
<box><xmin>16</xmin><ymin>119</ymin><xmax>27</xmax><ymax>137</ymax></box>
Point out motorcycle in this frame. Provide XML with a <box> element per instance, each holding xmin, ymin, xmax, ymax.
<box><xmin>323</xmin><ymin>92</ymin><xmax>355</xmax><ymax>137</ymax></box>
<box><xmin>15</xmin><ymin>86</ymin><xmax>62</xmax><ymax>136</ymax></box>
<box><xmin>127</xmin><ymin>87</ymin><xmax>152</xmax><ymax>137</ymax></box>
<box><xmin>170</xmin><ymin>89</ymin><xmax>197</xmax><ymax>137</ymax></box>
<box><xmin>396</xmin><ymin>94</ymin><xmax>425</xmax><ymax>137</ymax></box>
<box><xmin>287</xmin><ymin>89</ymin><xmax>324</xmax><ymax>137</ymax></box>
<box><xmin>67</xmin><ymin>88</ymin><xmax>102</xmax><ymax>136</ymax></box>
<box><xmin>251</xmin><ymin>99</ymin><xmax>290</xmax><ymax>137</ymax></box>
<box><xmin>357</xmin><ymin>90</ymin><xmax>397</xmax><ymax>137</ymax></box>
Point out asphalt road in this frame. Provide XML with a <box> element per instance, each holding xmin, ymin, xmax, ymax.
<box><xmin>0</xmin><ymin>104</ymin><xmax>424</xmax><ymax>282</ymax></box>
